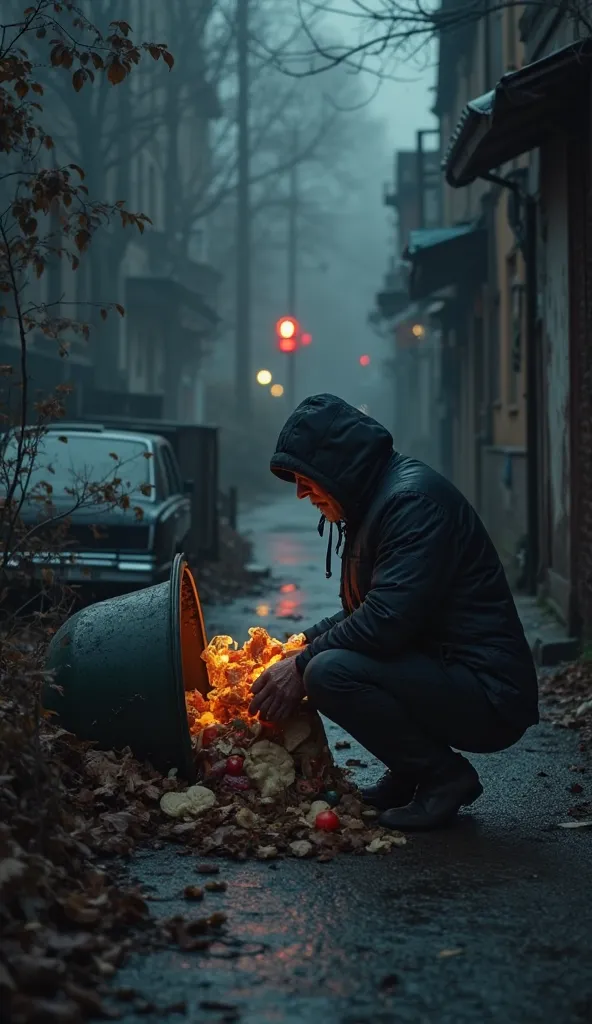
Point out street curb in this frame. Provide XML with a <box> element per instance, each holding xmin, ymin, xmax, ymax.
<box><xmin>530</xmin><ymin>635</ymin><xmax>580</xmax><ymax>669</ymax></box>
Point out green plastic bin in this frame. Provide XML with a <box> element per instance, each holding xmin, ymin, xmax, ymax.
<box><xmin>44</xmin><ymin>554</ymin><xmax>209</xmax><ymax>782</ymax></box>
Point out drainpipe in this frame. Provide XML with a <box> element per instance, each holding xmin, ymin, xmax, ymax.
<box><xmin>481</xmin><ymin>172</ymin><xmax>539</xmax><ymax>595</ymax></box>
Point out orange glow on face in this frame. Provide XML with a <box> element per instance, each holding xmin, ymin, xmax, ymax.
<box><xmin>295</xmin><ymin>474</ymin><xmax>344</xmax><ymax>523</ymax></box>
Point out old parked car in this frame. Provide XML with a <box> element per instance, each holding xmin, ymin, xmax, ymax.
<box><xmin>2</xmin><ymin>423</ymin><xmax>193</xmax><ymax>591</ymax></box>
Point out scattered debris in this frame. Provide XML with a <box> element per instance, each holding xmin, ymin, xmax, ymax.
<box><xmin>184</xmin><ymin>886</ymin><xmax>205</xmax><ymax>901</ymax></box>
<box><xmin>196</xmin><ymin>863</ymin><xmax>221</xmax><ymax>875</ymax></box>
<box><xmin>179</xmin><ymin>629</ymin><xmax>408</xmax><ymax>859</ymax></box>
<box><xmin>541</xmin><ymin>661</ymin><xmax>592</xmax><ymax>752</ymax></box>
<box><xmin>379</xmin><ymin>973</ymin><xmax>399</xmax><ymax>992</ymax></box>
<box><xmin>289</xmin><ymin>840</ymin><xmax>314</xmax><ymax>858</ymax></box>
<box><xmin>160</xmin><ymin>786</ymin><xmax>217</xmax><ymax>819</ymax></box>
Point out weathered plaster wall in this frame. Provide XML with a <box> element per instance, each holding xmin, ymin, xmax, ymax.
<box><xmin>540</xmin><ymin>138</ymin><xmax>571</xmax><ymax>589</ymax></box>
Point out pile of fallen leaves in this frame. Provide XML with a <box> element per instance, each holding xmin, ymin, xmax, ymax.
<box><xmin>540</xmin><ymin>659</ymin><xmax>592</xmax><ymax>753</ymax></box>
<box><xmin>0</xmin><ymin>620</ymin><xmax>406</xmax><ymax>1021</ymax></box>
<box><xmin>0</xmin><ymin>637</ymin><xmax>232</xmax><ymax>1023</ymax></box>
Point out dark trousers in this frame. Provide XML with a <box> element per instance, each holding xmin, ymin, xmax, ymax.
<box><xmin>303</xmin><ymin>648</ymin><xmax>524</xmax><ymax>777</ymax></box>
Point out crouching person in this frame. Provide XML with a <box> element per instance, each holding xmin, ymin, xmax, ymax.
<box><xmin>249</xmin><ymin>394</ymin><xmax>538</xmax><ymax>832</ymax></box>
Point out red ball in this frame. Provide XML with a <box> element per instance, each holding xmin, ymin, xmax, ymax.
<box><xmin>315</xmin><ymin>809</ymin><xmax>340</xmax><ymax>832</ymax></box>
<box><xmin>226</xmin><ymin>755</ymin><xmax>245</xmax><ymax>776</ymax></box>
<box><xmin>201</xmin><ymin>725</ymin><xmax>219</xmax><ymax>748</ymax></box>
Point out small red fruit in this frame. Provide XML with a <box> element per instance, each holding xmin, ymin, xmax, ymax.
<box><xmin>315</xmin><ymin>809</ymin><xmax>340</xmax><ymax>832</ymax></box>
<box><xmin>201</xmin><ymin>725</ymin><xmax>219</xmax><ymax>748</ymax></box>
<box><xmin>226</xmin><ymin>755</ymin><xmax>245</xmax><ymax>776</ymax></box>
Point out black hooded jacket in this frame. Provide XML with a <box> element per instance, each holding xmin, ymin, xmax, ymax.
<box><xmin>270</xmin><ymin>394</ymin><xmax>539</xmax><ymax>731</ymax></box>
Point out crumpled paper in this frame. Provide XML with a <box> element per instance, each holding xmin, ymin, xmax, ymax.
<box><xmin>243</xmin><ymin>740</ymin><xmax>295</xmax><ymax>800</ymax></box>
<box><xmin>305</xmin><ymin>800</ymin><xmax>330</xmax><ymax>827</ymax></box>
<box><xmin>160</xmin><ymin>785</ymin><xmax>217</xmax><ymax>819</ymax></box>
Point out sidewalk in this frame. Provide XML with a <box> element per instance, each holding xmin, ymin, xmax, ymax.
<box><xmin>515</xmin><ymin>595</ymin><xmax>580</xmax><ymax>668</ymax></box>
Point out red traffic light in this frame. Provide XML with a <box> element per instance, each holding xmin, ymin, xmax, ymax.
<box><xmin>278</xmin><ymin>336</ymin><xmax>297</xmax><ymax>353</ymax></box>
<box><xmin>359</xmin><ymin>354</ymin><xmax>371</xmax><ymax>367</ymax></box>
<box><xmin>301</xmin><ymin>332</ymin><xmax>312</xmax><ymax>346</ymax></box>
<box><xmin>276</xmin><ymin>316</ymin><xmax>299</xmax><ymax>340</ymax></box>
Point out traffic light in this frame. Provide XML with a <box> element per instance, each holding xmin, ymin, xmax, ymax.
<box><xmin>276</xmin><ymin>316</ymin><xmax>299</xmax><ymax>353</ymax></box>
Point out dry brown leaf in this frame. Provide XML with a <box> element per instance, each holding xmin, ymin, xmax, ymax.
<box><xmin>256</xmin><ymin>845</ymin><xmax>278</xmax><ymax>860</ymax></box>
<box><xmin>289</xmin><ymin>840</ymin><xmax>313</xmax><ymax>858</ymax></box>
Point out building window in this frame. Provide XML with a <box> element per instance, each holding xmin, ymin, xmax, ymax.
<box><xmin>490</xmin><ymin>294</ymin><xmax>501</xmax><ymax>404</ymax></box>
<box><xmin>134</xmin><ymin>330</ymin><xmax>144</xmax><ymax>380</ymax></box>
<box><xmin>137</xmin><ymin>152</ymin><xmax>146</xmax><ymax>214</ymax></box>
<box><xmin>507</xmin><ymin>254</ymin><xmax>522</xmax><ymax>406</ymax></box>
<box><xmin>147</xmin><ymin>162</ymin><xmax>157</xmax><ymax>228</ymax></box>
<box><xmin>506</xmin><ymin>5</ymin><xmax>517</xmax><ymax>69</ymax></box>
<box><xmin>491</xmin><ymin>10</ymin><xmax>504</xmax><ymax>80</ymax></box>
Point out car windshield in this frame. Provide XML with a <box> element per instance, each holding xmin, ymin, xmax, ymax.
<box><xmin>1</xmin><ymin>432</ymin><xmax>153</xmax><ymax>500</ymax></box>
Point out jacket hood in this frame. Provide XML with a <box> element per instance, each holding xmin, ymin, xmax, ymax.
<box><xmin>270</xmin><ymin>394</ymin><xmax>393</xmax><ymax>519</ymax></box>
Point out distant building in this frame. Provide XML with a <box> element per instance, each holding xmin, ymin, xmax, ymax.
<box><xmin>0</xmin><ymin>0</ymin><xmax>221</xmax><ymax>425</ymax></box>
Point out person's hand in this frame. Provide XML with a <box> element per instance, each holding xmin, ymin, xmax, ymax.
<box><xmin>249</xmin><ymin>657</ymin><xmax>305</xmax><ymax>722</ymax></box>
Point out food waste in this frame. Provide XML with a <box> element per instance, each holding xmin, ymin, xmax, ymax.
<box><xmin>158</xmin><ymin>628</ymin><xmax>407</xmax><ymax>859</ymax></box>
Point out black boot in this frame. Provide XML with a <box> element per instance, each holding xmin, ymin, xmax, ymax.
<box><xmin>379</xmin><ymin>755</ymin><xmax>483</xmax><ymax>832</ymax></box>
<box><xmin>360</xmin><ymin>770</ymin><xmax>418</xmax><ymax>811</ymax></box>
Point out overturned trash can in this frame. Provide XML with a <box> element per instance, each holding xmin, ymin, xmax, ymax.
<box><xmin>44</xmin><ymin>554</ymin><xmax>209</xmax><ymax>783</ymax></box>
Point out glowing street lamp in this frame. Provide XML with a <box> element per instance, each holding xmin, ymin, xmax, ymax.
<box><xmin>270</xmin><ymin>384</ymin><xmax>284</xmax><ymax>397</ymax></box>
<box><xmin>256</xmin><ymin>369</ymin><xmax>272</xmax><ymax>386</ymax></box>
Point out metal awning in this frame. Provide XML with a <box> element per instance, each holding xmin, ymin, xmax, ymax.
<box><xmin>444</xmin><ymin>36</ymin><xmax>592</xmax><ymax>188</ymax></box>
<box><xmin>126</xmin><ymin>277</ymin><xmax>219</xmax><ymax>330</ymax></box>
<box><xmin>403</xmin><ymin>222</ymin><xmax>487</xmax><ymax>301</ymax></box>
<box><xmin>375</xmin><ymin>287</ymin><xmax>410</xmax><ymax>320</ymax></box>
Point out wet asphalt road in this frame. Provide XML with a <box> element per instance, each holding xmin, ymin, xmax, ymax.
<box><xmin>114</xmin><ymin>498</ymin><xmax>592</xmax><ymax>1024</ymax></box>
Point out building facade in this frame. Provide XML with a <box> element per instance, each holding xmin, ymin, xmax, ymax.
<box><xmin>438</xmin><ymin>0</ymin><xmax>592</xmax><ymax>638</ymax></box>
<box><xmin>374</xmin><ymin>147</ymin><xmax>444</xmax><ymax>471</ymax></box>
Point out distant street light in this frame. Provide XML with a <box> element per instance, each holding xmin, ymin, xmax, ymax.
<box><xmin>412</xmin><ymin>324</ymin><xmax>426</xmax><ymax>339</ymax></box>
<box><xmin>270</xmin><ymin>384</ymin><xmax>284</xmax><ymax>397</ymax></box>
<box><xmin>256</xmin><ymin>369</ymin><xmax>272</xmax><ymax>386</ymax></box>
<box><xmin>359</xmin><ymin>354</ymin><xmax>371</xmax><ymax>367</ymax></box>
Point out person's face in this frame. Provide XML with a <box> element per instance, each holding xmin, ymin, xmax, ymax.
<box><xmin>295</xmin><ymin>474</ymin><xmax>344</xmax><ymax>522</ymax></box>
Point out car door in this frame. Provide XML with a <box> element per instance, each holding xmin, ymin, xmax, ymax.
<box><xmin>160</xmin><ymin>443</ymin><xmax>190</xmax><ymax>554</ymax></box>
